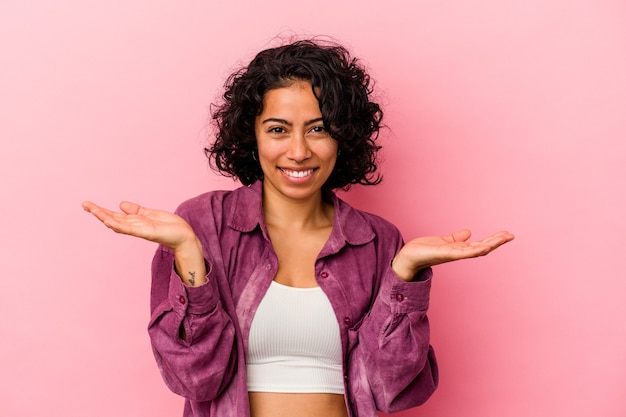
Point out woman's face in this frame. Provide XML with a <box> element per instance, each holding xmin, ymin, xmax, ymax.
<box><xmin>254</xmin><ymin>80</ymin><xmax>338</xmax><ymax>204</ymax></box>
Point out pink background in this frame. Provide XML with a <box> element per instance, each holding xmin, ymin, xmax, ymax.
<box><xmin>1</xmin><ymin>1</ymin><xmax>625</xmax><ymax>416</ymax></box>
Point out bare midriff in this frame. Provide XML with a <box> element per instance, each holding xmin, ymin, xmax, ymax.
<box><xmin>248</xmin><ymin>392</ymin><xmax>349</xmax><ymax>417</ymax></box>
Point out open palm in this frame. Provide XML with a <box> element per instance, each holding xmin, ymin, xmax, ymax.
<box><xmin>392</xmin><ymin>229</ymin><xmax>515</xmax><ymax>281</ymax></box>
<box><xmin>82</xmin><ymin>201</ymin><xmax>195</xmax><ymax>250</ymax></box>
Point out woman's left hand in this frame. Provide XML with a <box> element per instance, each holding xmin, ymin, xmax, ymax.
<box><xmin>391</xmin><ymin>230</ymin><xmax>515</xmax><ymax>282</ymax></box>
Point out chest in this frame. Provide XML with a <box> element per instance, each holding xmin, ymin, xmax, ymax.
<box><xmin>224</xmin><ymin>231</ymin><xmax>380</xmax><ymax>352</ymax></box>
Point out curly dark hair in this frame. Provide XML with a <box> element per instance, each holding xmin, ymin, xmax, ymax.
<box><xmin>206</xmin><ymin>39</ymin><xmax>383</xmax><ymax>190</ymax></box>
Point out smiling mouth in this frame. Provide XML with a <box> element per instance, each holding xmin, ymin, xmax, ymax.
<box><xmin>280</xmin><ymin>168</ymin><xmax>315</xmax><ymax>178</ymax></box>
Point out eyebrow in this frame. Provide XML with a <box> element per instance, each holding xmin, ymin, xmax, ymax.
<box><xmin>260</xmin><ymin>117</ymin><xmax>324</xmax><ymax>126</ymax></box>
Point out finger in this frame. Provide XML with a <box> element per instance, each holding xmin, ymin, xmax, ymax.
<box><xmin>82</xmin><ymin>201</ymin><xmax>101</xmax><ymax>213</ymax></box>
<box><xmin>480</xmin><ymin>231</ymin><xmax>515</xmax><ymax>247</ymax></box>
<box><xmin>82</xmin><ymin>202</ymin><xmax>137</xmax><ymax>234</ymax></box>
<box><xmin>82</xmin><ymin>202</ymin><xmax>117</xmax><ymax>223</ymax></box>
<box><xmin>469</xmin><ymin>233</ymin><xmax>514</xmax><ymax>256</ymax></box>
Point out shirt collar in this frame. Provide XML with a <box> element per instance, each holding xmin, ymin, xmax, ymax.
<box><xmin>227</xmin><ymin>181</ymin><xmax>375</xmax><ymax>248</ymax></box>
<box><xmin>227</xmin><ymin>181</ymin><xmax>265</xmax><ymax>234</ymax></box>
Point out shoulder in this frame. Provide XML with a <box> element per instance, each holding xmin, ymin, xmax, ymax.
<box><xmin>174</xmin><ymin>185</ymin><xmax>255</xmax><ymax>222</ymax></box>
<box><xmin>175</xmin><ymin>188</ymin><xmax>235</xmax><ymax>218</ymax></box>
<box><xmin>334</xmin><ymin>195</ymin><xmax>403</xmax><ymax>244</ymax></box>
<box><xmin>174</xmin><ymin>183</ymin><xmax>263</xmax><ymax>233</ymax></box>
<box><xmin>359</xmin><ymin>207</ymin><xmax>403</xmax><ymax>242</ymax></box>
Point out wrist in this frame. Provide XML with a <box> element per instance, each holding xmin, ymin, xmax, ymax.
<box><xmin>173</xmin><ymin>237</ymin><xmax>206</xmax><ymax>287</ymax></box>
<box><xmin>391</xmin><ymin>255</ymin><xmax>427</xmax><ymax>282</ymax></box>
<box><xmin>173</xmin><ymin>236</ymin><xmax>203</xmax><ymax>258</ymax></box>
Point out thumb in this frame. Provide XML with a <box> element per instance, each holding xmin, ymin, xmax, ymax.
<box><xmin>119</xmin><ymin>201</ymin><xmax>142</xmax><ymax>215</ymax></box>
<box><xmin>449</xmin><ymin>229</ymin><xmax>472</xmax><ymax>243</ymax></box>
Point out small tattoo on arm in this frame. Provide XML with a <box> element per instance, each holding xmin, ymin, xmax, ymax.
<box><xmin>188</xmin><ymin>271</ymin><xmax>196</xmax><ymax>286</ymax></box>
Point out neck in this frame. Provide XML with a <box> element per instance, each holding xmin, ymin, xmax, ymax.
<box><xmin>262</xmin><ymin>185</ymin><xmax>333</xmax><ymax>231</ymax></box>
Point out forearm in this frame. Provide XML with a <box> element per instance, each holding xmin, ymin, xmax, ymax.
<box><xmin>174</xmin><ymin>237</ymin><xmax>207</xmax><ymax>287</ymax></box>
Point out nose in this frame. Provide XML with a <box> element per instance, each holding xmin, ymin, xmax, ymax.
<box><xmin>287</xmin><ymin>132</ymin><xmax>311</xmax><ymax>162</ymax></box>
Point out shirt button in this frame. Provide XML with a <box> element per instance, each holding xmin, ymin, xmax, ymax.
<box><xmin>396</xmin><ymin>294</ymin><xmax>405</xmax><ymax>302</ymax></box>
<box><xmin>320</xmin><ymin>271</ymin><xmax>329</xmax><ymax>279</ymax></box>
<box><xmin>343</xmin><ymin>317</ymin><xmax>351</xmax><ymax>325</ymax></box>
<box><xmin>265</xmin><ymin>264</ymin><xmax>271</xmax><ymax>270</ymax></box>
<box><xmin>178</xmin><ymin>295</ymin><xmax>186</xmax><ymax>305</ymax></box>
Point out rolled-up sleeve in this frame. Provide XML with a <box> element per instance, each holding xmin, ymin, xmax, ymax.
<box><xmin>347</xmin><ymin>227</ymin><xmax>438</xmax><ymax>415</ymax></box>
<box><xmin>148</xmin><ymin>245</ymin><xmax>237</xmax><ymax>402</ymax></box>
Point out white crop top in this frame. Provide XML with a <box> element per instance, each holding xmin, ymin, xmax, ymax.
<box><xmin>246</xmin><ymin>280</ymin><xmax>344</xmax><ymax>394</ymax></box>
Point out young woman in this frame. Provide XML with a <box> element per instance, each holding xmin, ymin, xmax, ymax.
<box><xmin>83</xmin><ymin>39</ymin><xmax>514</xmax><ymax>417</ymax></box>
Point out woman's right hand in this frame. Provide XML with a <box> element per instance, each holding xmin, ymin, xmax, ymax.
<box><xmin>82</xmin><ymin>201</ymin><xmax>195</xmax><ymax>250</ymax></box>
<box><xmin>82</xmin><ymin>201</ymin><xmax>206</xmax><ymax>286</ymax></box>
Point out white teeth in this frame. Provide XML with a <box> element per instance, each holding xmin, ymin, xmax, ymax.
<box><xmin>282</xmin><ymin>169</ymin><xmax>313</xmax><ymax>178</ymax></box>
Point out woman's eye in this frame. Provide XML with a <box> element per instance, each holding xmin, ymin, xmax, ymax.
<box><xmin>269</xmin><ymin>127</ymin><xmax>285</xmax><ymax>134</ymax></box>
<box><xmin>311</xmin><ymin>126</ymin><xmax>326</xmax><ymax>133</ymax></box>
